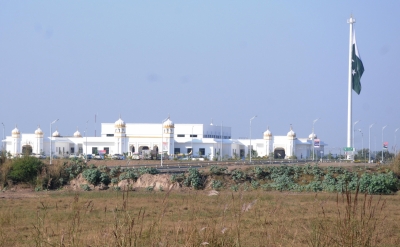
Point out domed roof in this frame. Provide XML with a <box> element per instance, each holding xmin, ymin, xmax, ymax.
<box><xmin>73</xmin><ymin>128</ymin><xmax>82</xmax><ymax>137</ymax></box>
<box><xmin>35</xmin><ymin>126</ymin><xmax>43</xmax><ymax>136</ymax></box>
<box><xmin>52</xmin><ymin>130</ymin><xmax>60</xmax><ymax>137</ymax></box>
<box><xmin>263</xmin><ymin>126</ymin><xmax>272</xmax><ymax>138</ymax></box>
<box><xmin>163</xmin><ymin>117</ymin><xmax>174</xmax><ymax>128</ymax></box>
<box><xmin>114</xmin><ymin>116</ymin><xmax>126</xmax><ymax>128</ymax></box>
<box><xmin>287</xmin><ymin>125</ymin><xmax>296</xmax><ymax>138</ymax></box>
<box><xmin>12</xmin><ymin>125</ymin><xmax>20</xmax><ymax>135</ymax></box>
<box><xmin>309</xmin><ymin>133</ymin><xmax>317</xmax><ymax>139</ymax></box>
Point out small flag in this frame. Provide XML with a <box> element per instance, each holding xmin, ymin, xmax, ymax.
<box><xmin>351</xmin><ymin>31</ymin><xmax>364</xmax><ymax>95</ymax></box>
<box><xmin>383</xmin><ymin>142</ymin><xmax>388</xmax><ymax>149</ymax></box>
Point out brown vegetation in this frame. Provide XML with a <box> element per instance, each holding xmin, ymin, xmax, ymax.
<box><xmin>0</xmin><ymin>188</ymin><xmax>399</xmax><ymax>246</ymax></box>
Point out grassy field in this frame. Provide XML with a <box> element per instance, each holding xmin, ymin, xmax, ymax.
<box><xmin>1</xmin><ymin>188</ymin><xmax>400</xmax><ymax>246</ymax></box>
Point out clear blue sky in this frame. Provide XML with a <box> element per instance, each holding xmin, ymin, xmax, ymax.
<box><xmin>1</xmin><ymin>1</ymin><xmax>399</xmax><ymax>155</ymax></box>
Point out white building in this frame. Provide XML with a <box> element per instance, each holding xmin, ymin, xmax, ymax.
<box><xmin>2</xmin><ymin>117</ymin><xmax>326</xmax><ymax>160</ymax></box>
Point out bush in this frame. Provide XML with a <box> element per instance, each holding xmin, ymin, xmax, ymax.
<box><xmin>209</xmin><ymin>165</ymin><xmax>227</xmax><ymax>175</ymax></box>
<box><xmin>8</xmin><ymin>156</ymin><xmax>43</xmax><ymax>183</ymax></box>
<box><xmin>82</xmin><ymin>168</ymin><xmax>101</xmax><ymax>186</ymax></box>
<box><xmin>184</xmin><ymin>168</ymin><xmax>202</xmax><ymax>189</ymax></box>
<box><xmin>211</xmin><ymin>180</ymin><xmax>223</xmax><ymax>190</ymax></box>
<box><xmin>231</xmin><ymin>169</ymin><xmax>245</xmax><ymax>181</ymax></box>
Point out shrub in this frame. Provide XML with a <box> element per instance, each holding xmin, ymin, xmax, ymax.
<box><xmin>211</xmin><ymin>180</ymin><xmax>223</xmax><ymax>190</ymax></box>
<box><xmin>82</xmin><ymin>168</ymin><xmax>101</xmax><ymax>186</ymax></box>
<box><xmin>231</xmin><ymin>169</ymin><xmax>245</xmax><ymax>181</ymax></box>
<box><xmin>138</xmin><ymin>167</ymin><xmax>159</xmax><ymax>175</ymax></box>
<box><xmin>8</xmin><ymin>156</ymin><xmax>43</xmax><ymax>183</ymax></box>
<box><xmin>100</xmin><ymin>172</ymin><xmax>111</xmax><ymax>186</ymax></box>
<box><xmin>251</xmin><ymin>180</ymin><xmax>259</xmax><ymax>189</ymax></box>
<box><xmin>184</xmin><ymin>168</ymin><xmax>202</xmax><ymax>189</ymax></box>
<box><xmin>80</xmin><ymin>184</ymin><xmax>91</xmax><ymax>191</ymax></box>
<box><xmin>230</xmin><ymin>184</ymin><xmax>239</xmax><ymax>192</ymax></box>
<box><xmin>209</xmin><ymin>165</ymin><xmax>227</xmax><ymax>175</ymax></box>
<box><xmin>119</xmin><ymin>169</ymin><xmax>138</xmax><ymax>181</ymax></box>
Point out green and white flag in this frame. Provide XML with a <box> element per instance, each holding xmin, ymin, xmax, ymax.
<box><xmin>351</xmin><ymin>31</ymin><xmax>364</xmax><ymax>95</ymax></box>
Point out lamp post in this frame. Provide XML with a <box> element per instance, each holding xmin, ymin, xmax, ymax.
<box><xmin>382</xmin><ymin>125</ymin><xmax>387</xmax><ymax>163</ymax></box>
<box><xmin>1</xmin><ymin>122</ymin><xmax>4</xmax><ymax>151</ymax></box>
<box><xmin>50</xmin><ymin>119</ymin><xmax>59</xmax><ymax>165</ymax></box>
<box><xmin>161</xmin><ymin>117</ymin><xmax>169</xmax><ymax>167</ymax></box>
<box><xmin>85</xmin><ymin>120</ymin><xmax>88</xmax><ymax>163</ymax></box>
<box><xmin>358</xmin><ymin>129</ymin><xmax>364</xmax><ymax>162</ymax></box>
<box><xmin>191</xmin><ymin>126</ymin><xmax>194</xmax><ymax>159</ymax></box>
<box><xmin>312</xmin><ymin>118</ymin><xmax>319</xmax><ymax>161</ymax></box>
<box><xmin>395</xmin><ymin>128</ymin><xmax>399</xmax><ymax>156</ymax></box>
<box><xmin>249</xmin><ymin>115</ymin><xmax>257</xmax><ymax>163</ymax></box>
<box><xmin>369</xmin><ymin>123</ymin><xmax>374</xmax><ymax>163</ymax></box>
<box><xmin>352</xmin><ymin>120</ymin><xmax>360</xmax><ymax>160</ymax></box>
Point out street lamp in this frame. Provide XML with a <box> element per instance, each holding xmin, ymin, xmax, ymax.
<box><xmin>50</xmin><ymin>119</ymin><xmax>59</xmax><ymax>165</ymax></box>
<box><xmin>1</xmin><ymin>122</ymin><xmax>4</xmax><ymax>151</ymax></box>
<box><xmin>369</xmin><ymin>123</ymin><xmax>374</xmax><ymax>163</ymax></box>
<box><xmin>395</xmin><ymin>128</ymin><xmax>399</xmax><ymax>156</ymax></box>
<box><xmin>249</xmin><ymin>115</ymin><xmax>257</xmax><ymax>163</ymax></box>
<box><xmin>191</xmin><ymin>126</ymin><xmax>194</xmax><ymax>159</ymax></box>
<box><xmin>382</xmin><ymin>125</ymin><xmax>387</xmax><ymax>163</ymax></box>
<box><xmin>85</xmin><ymin>120</ymin><xmax>88</xmax><ymax>163</ymax></box>
<box><xmin>161</xmin><ymin>117</ymin><xmax>169</xmax><ymax>167</ymax></box>
<box><xmin>312</xmin><ymin>118</ymin><xmax>319</xmax><ymax>161</ymax></box>
<box><xmin>352</xmin><ymin>120</ymin><xmax>360</xmax><ymax>159</ymax></box>
<box><xmin>358</xmin><ymin>129</ymin><xmax>364</xmax><ymax>162</ymax></box>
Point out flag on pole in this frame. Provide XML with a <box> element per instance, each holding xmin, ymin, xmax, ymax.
<box><xmin>351</xmin><ymin>31</ymin><xmax>364</xmax><ymax>94</ymax></box>
<box><xmin>383</xmin><ymin>142</ymin><xmax>388</xmax><ymax>149</ymax></box>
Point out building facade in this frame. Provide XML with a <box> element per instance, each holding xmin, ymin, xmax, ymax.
<box><xmin>2</xmin><ymin>117</ymin><xmax>326</xmax><ymax>160</ymax></box>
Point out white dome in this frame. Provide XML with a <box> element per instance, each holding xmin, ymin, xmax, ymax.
<box><xmin>163</xmin><ymin>117</ymin><xmax>174</xmax><ymax>128</ymax></box>
<box><xmin>287</xmin><ymin>126</ymin><xmax>296</xmax><ymax>138</ymax></box>
<box><xmin>12</xmin><ymin>126</ymin><xmax>20</xmax><ymax>135</ymax></box>
<box><xmin>35</xmin><ymin>126</ymin><xmax>43</xmax><ymax>136</ymax></box>
<box><xmin>114</xmin><ymin>117</ymin><xmax>126</xmax><ymax>128</ymax></box>
<box><xmin>263</xmin><ymin>127</ymin><xmax>272</xmax><ymax>139</ymax></box>
<box><xmin>74</xmin><ymin>129</ymin><xmax>82</xmax><ymax>137</ymax></box>
<box><xmin>52</xmin><ymin>130</ymin><xmax>60</xmax><ymax>137</ymax></box>
<box><xmin>309</xmin><ymin>133</ymin><xmax>317</xmax><ymax>139</ymax></box>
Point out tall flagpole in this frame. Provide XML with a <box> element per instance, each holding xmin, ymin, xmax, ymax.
<box><xmin>347</xmin><ymin>16</ymin><xmax>355</xmax><ymax>160</ymax></box>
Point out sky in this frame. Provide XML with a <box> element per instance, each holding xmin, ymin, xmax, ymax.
<box><xmin>1</xmin><ymin>1</ymin><xmax>400</xmax><ymax>155</ymax></box>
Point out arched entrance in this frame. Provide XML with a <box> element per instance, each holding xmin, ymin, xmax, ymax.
<box><xmin>138</xmin><ymin>146</ymin><xmax>149</xmax><ymax>154</ymax></box>
<box><xmin>274</xmin><ymin>148</ymin><xmax>285</xmax><ymax>159</ymax></box>
<box><xmin>22</xmin><ymin>145</ymin><xmax>33</xmax><ymax>155</ymax></box>
<box><xmin>130</xmin><ymin>145</ymin><xmax>135</xmax><ymax>153</ymax></box>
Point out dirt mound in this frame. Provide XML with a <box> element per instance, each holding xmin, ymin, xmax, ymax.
<box><xmin>118</xmin><ymin>174</ymin><xmax>180</xmax><ymax>191</ymax></box>
<box><xmin>69</xmin><ymin>174</ymin><xmax>92</xmax><ymax>191</ymax></box>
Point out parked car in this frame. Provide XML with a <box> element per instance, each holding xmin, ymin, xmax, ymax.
<box><xmin>69</xmin><ymin>154</ymin><xmax>79</xmax><ymax>159</ymax></box>
<box><xmin>93</xmin><ymin>154</ymin><xmax>104</xmax><ymax>160</ymax></box>
<box><xmin>111</xmin><ymin>154</ymin><xmax>124</xmax><ymax>160</ymax></box>
<box><xmin>131</xmin><ymin>153</ymin><xmax>140</xmax><ymax>160</ymax></box>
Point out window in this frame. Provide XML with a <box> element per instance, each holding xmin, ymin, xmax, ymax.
<box><xmin>177</xmin><ymin>134</ymin><xmax>185</xmax><ymax>137</ymax></box>
<box><xmin>92</xmin><ymin>147</ymin><xmax>98</xmax><ymax>155</ymax></box>
<box><xmin>174</xmin><ymin>148</ymin><xmax>180</xmax><ymax>154</ymax></box>
<box><xmin>70</xmin><ymin>147</ymin><xmax>75</xmax><ymax>154</ymax></box>
<box><xmin>187</xmin><ymin>148</ymin><xmax>193</xmax><ymax>154</ymax></box>
<box><xmin>190</xmin><ymin>134</ymin><xmax>197</xmax><ymax>137</ymax></box>
<box><xmin>78</xmin><ymin>147</ymin><xmax>83</xmax><ymax>154</ymax></box>
<box><xmin>104</xmin><ymin>147</ymin><xmax>109</xmax><ymax>154</ymax></box>
<box><xmin>106</xmin><ymin>134</ymin><xmax>114</xmax><ymax>137</ymax></box>
<box><xmin>199</xmin><ymin>148</ymin><xmax>205</xmax><ymax>155</ymax></box>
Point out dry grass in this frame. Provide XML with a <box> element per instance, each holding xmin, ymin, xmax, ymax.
<box><xmin>0</xmin><ymin>188</ymin><xmax>399</xmax><ymax>247</ymax></box>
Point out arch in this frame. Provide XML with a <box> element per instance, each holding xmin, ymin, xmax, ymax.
<box><xmin>22</xmin><ymin>145</ymin><xmax>33</xmax><ymax>155</ymax></box>
<box><xmin>274</xmin><ymin>148</ymin><xmax>285</xmax><ymax>159</ymax></box>
<box><xmin>138</xmin><ymin>146</ymin><xmax>149</xmax><ymax>154</ymax></box>
<box><xmin>130</xmin><ymin>145</ymin><xmax>135</xmax><ymax>153</ymax></box>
